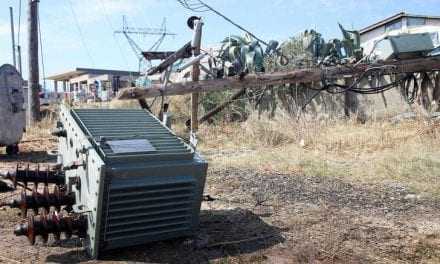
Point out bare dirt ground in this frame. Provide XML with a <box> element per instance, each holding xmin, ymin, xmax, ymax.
<box><xmin>0</xmin><ymin>116</ymin><xmax>439</xmax><ymax>263</ymax></box>
<box><xmin>1</xmin><ymin>148</ymin><xmax>439</xmax><ymax>263</ymax></box>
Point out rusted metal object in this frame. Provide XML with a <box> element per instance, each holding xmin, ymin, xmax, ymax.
<box><xmin>4</xmin><ymin>185</ymin><xmax>75</xmax><ymax>216</ymax></box>
<box><xmin>1</xmin><ymin>164</ymin><xmax>65</xmax><ymax>188</ymax></box>
<box><xmin>14</xmin><ymin>212</ymin><xmax>87</xmax><ymax>244</ymax></box>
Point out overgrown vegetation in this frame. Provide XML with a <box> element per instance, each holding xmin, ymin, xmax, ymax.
<box><xmin>85</xmin><ymin>97</ymin><xmax>440</xmax><ymax>199</ymax></box>
<box><xmin>198</xmin><ymin>110</ymin><xmax>440</xmax><ymax>198</ymax></box>
<box><xmin>197</xmin><ymin>31</ymin><xmax>322</xmax><ymax>122</ymax></box>
<box><xmin>2</xmin><ymin>103</ymin><xmax>439</xmax><ymax>263</ymax></box>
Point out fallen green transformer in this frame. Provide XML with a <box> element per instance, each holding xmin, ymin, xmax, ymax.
<box><xmin>56</xmin><ymin>106</ymin><xmax>207</xmax><ymax>257</ymax></box>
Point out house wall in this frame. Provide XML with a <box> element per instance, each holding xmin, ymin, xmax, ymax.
<box><xmin>360</xmin><ymin>18</ymin><xmax>440</xmax><ymax>54</ymax></box>
<box><xmin>63</xmin><ymin>73</ymin><xmax>137</xmax><ymax>102</ymax></box>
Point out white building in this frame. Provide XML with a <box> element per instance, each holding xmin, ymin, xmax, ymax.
<box><xmin>47</xmin><ymin>68</ymin><xmax>139</xmax><ymax>101</ymax></box>
<box><xmin>360</xmin><ymin>12</ymin><xmax>440</xmax><ymax>54</ymax></box>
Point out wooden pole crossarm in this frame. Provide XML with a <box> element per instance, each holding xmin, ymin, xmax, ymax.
<box><xmin>117</xmin><ymin>56</ymin><xmax>440</xmax><ymax>100</ymax></box>
<box><xmin>147</xmin><ymin>41</ymin><xmax>192</xmax><ymax>76</ymax></box>
<box><xmin>198</xmin><ymin>88</ymin><xmax>247</xmax><ymax>124</ymax></box>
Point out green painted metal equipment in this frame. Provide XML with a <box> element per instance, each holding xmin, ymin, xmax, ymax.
<box><xmin>373</xmin><ymin>33</ymin><xmax>435</xmax><ymax>61</ymax></box>
<box><xmin>58</xmin><ymin>106</ymin><xmax>207</xmax><ymax>258</ymax></box>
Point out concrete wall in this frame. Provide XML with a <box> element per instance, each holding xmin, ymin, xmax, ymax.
<box><xmin>282</xmin><ymin>73</ymin><xmax>440</xmax><ymax>121</ymax></box>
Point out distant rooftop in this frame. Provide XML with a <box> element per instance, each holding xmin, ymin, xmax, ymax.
<box><xmin>360</xmin><ymin>12</ymin><xmax>440</xmax><ymax>35</ymax></box>
<box><xmin>47</xmin><ymin>68</ymin><xmax>140</xmax><ymax>81</ymax></box>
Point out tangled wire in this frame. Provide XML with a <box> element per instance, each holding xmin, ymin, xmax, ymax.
<box><xmin>319</xmin><ymin>65</ymin><xmax>402</xmax><ymax>95</ymax></box>
<box><xmin>401</xmin><ymin>73</ymin><xmax>419</xmax><ymax>104</ymax></box>
<box><xmin>297</xmin><ymin>65</ymin><xmax>439</xmax><ymax>111</ymax></box>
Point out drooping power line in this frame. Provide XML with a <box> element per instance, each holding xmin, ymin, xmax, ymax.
<box><xmin>177</xmin><ymin>0</ymin><xmax>269</xmax><ymax>46</ymax></box>
<box><xmin>97</xmin><ymin>0</ymin><xmax>131</xmax><ymax>70</ymax></box>
<box><xmin>67</xmin><ymin>0</ymin><xmax>96</xmax><ymax>67</ymax></box>
<box><xmin>37</xmin><ymin>9</ymin><xmax>46</xmax><ymax>92</ymax></box>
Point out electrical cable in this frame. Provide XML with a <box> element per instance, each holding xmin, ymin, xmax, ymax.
<box><xmin>37</xmin><ymin>10</ymin><xmax>46</xmax><ymax>92</ymax></box>
<box><xmin>401</xmin><ymin>73</ymin><xmax>418</xmax><ymax>104</ymax></box>
<box><xmin>177</xmin><ymin>0</ymin><xmax>210</xmax><ymax>12</ymax></box>
<box><xmin>67</xmin><ymin>0</ymin><xmax>96</xmax><ymax>67</ymax></box>
<box><xmin>295</xmin><ymin>65</ymin><xmax>422</xmax><ymax>110</ymax></box>
<box><xmin>97</xmin><ymin>0</ymin><xmax>130</xmax><ymax>71</ymax></box>
<box><xmin>177</xmin><ymin>0</ymin><xmax>269</xmax><ymax>46</ymax></box>
<box><xmin>354</xmin><ymin>38</ymin><xmax>386</xmax><ymax>66</ymax></box>
<box><xmin>320</xmin><ymin>65</ymin><xmax>401</xmax><ymax>94</ymax></box>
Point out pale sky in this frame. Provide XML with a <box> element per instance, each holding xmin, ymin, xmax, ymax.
<box><xmin>1</xmin><ymin>0</ymin><xmax>439</xmax><ymax>86</ymax></box>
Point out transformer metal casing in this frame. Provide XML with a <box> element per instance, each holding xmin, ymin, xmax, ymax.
<box><xmin>58</xmin><ymin>106</ymin><xmax>207</xmax><ymax>258</ymax></box>
<box><xmin>374</xmin><ymin>33</ymin><xmax>435</xmax><ymax>61</ymax></box>
<box><xmin>0</xmin><ymin>64</ymin><xmax>25</xmax><ymax>147</ymax></box>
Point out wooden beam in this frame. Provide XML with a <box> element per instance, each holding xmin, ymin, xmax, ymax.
<box><xmin>117</xmin><ymin>56</ymin><xmax>440</xmax><ymax>100</ymax></box>
<box><xmin>199</xmin><ymin>88</ymin><xmax>246</xmax><ymax>124</ymax></box>
<box><xmin>146</xmin><ymin>42</ymin><xmax>192</xmax><ymax>76</ymax></box>
<box><xmin>191</xmin><ymin>19</ymin><xmax>203</xmax><ymax>132</ymax></box>
<box><xmin>141</xmin><ymin>51</ymin><xmax>177</xmax><ymax>61</ymax></box>
<box><xmin>137</xmin><ymin>99</ymin><xmax>151</xmax><ymax>112</ymax></box>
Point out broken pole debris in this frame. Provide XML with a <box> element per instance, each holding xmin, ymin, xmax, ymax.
<box><xmin>198</xmin><ymin>88</ymin><xmax>246</xmax><ymax>124</ymax></box>
<box><xmin>190</xmin><ymin>17</ymin><xmax>203</xmax><ymax>132</ymax></box>
<box><xmin>117</xmin><ymin>56</ymin><xmax>440</xmax><ymax>100</ymax></box>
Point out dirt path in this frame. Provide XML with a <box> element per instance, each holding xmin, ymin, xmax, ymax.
<box><xmin>204</xmin><ymin>168</ymin><xmax>440</xmax><ymax>263</ymax></box>
<box><xmin>0</xmin><ymin>141</ymin><xmax>439</xmax><ymax>263</ymax></box>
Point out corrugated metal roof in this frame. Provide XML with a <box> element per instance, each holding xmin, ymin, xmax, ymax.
<box><xmin>71</xmin><ymin>108</ymin><xmax>193</xmax><ymax>162</ymax></box>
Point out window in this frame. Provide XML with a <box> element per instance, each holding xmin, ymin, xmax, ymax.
<box><xmin>385</xmin><ymin>19</ymin><xmax>402</xmax><ymax>32</ymax></box>
<box><xmin>407</xmin><ymin>17</ymin><xmax>426</xmax><ymax>27</ymax></box>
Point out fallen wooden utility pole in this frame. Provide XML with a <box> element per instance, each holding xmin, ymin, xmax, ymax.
<box><xmin>117</xmin><ymin>56</ymin><xmax>440</xmax><ymax>100</ymax></box>
<box><xmin>198</xmin><ymin>88</ymin><xmax>246</xmax><ymax>124</ymax></box>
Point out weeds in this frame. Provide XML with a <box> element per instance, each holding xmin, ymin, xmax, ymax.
<box><xmin>199</xmin><ymin>111</ymin><xmax>440</xmax><ymax>197</ymax></box>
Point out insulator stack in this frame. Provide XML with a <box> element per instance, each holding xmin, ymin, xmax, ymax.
<box><xmin>3</xmin><ymin>164</ymin><xmax>65</xmax><ymax>188</ymax></box>
<box><xmin>14</xmin><ymin>212</ymin><xmax>87</xmax><ymax>244</ymax></box>
<box><xmin>4</xmin><ymin>186</ymin><xmax>75</xmax><ymax>216</ymax></box>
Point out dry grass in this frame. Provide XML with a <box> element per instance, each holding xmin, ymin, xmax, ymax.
<box><xmin>22</xmin><ymin>104</ymin><xmax>440</xmax><ymax>197</ymax></box>
<box><xmin>24</xmin><ymin>117</ymin><xmax>55</xmax><ymax>139</ymax></box>
<box><xmin>0</xmin><ymin>107</ymin><xmax>59</xmax><ymax>156</ymax></box>
<box><xmin>198</xmin><ymin>111</ymin><xmax>440</xmax><ymax>198</ymax></box>
<box><xmin>2</xmin><ymin>103</ymin><xmax>440</xmax><ymax>263</ymax></box>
